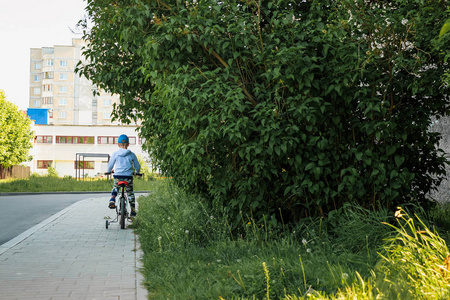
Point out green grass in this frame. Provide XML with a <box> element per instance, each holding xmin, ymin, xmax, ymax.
<box><xmin>0</xmin><ymin>174</ymin><xmax>157</xmax><ymax>193</ymax></box>
<box><xmin>135</xmin><ymin>180</ymin><xmax>450</xmax><ymax>300</ymax></box>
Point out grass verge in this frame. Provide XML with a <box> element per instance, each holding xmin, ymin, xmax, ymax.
<box><xmin>0</xmin><ymin>175</ymin><xmax>157</xmax><ymax>193</ymax></box>
<box><xmin>135</xmin><ymin>180</ymin><xmax>450</xmax><ymax>299</ymax></box>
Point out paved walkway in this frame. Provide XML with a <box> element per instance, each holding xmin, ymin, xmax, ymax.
<box><xmin>0</xmin><ymin>197</ymin><xmax>148</xmax><ymax>300</ymax></box>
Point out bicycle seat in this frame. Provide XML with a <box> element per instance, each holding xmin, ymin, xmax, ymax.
<box><xmin>118</xmin><ymin>181</ymin><xmax>129</xmax><ymax>187</ymax></box>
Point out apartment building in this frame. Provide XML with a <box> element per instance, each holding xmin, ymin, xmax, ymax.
<box><xmin>29</xmin><ymin>38</ymin><xmax>119</xmax><ymax>125</ymax></box>
<box><xmin>27</xmin><ymin>39</ymin><xmax>151</xmax><ymax>177</ymax></box>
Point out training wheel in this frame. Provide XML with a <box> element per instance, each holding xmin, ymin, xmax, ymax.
<box><xmin>105</xmin><ymin>220</ymin><xmax>109</xmax><ymax>229</ymax></box>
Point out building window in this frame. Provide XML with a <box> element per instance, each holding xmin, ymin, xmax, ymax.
<box><xmin>59</xmin><ymin>73</ymin><xmax>68</xmax><ymax>80</ymax></box>
<box><xmin>35</xmin><ymin>136</ymin><xmax>53</xmax><ymax>143</ymax></box>
<box><xmin>103</xmin><ymin>99</ymin><xmax>112</xmax><ymax>106</ymax></box>
<box><xmin>59</xmin><ymin>99</ymin><xmax>67</xmax><ymax>106</ymax></box>
<box><xmin>44</xmin><ymin>72</ymin><xmax>54</xmax><ymax>79</ymax></box>
<box><xmin>98</xmin><ymin>136</ymin><xmax>118</xmax><ymax>144</ymax></box>
<box><xmin>34</xmin><ymin>75</ymin><xmax>41</xmax><ymax>82</ymax></box>
<box><xmin>98</xmin><ymin>136</ymin><xmax>136</xmax><ymax>145</ymax></box>
<box><xmin>33</xmin><ymin>88</ymin><xmax>41</xmax><ymax>94</ymax></box>
<box><xmin>33</xmin><ymin>100</ymin><xmax>41</xmax><ymax>107</ymax></box>
<box><xmin>56</xmin><ymin>136</ymin><xmax>95</xmax><ymax>144</ymax></box>
<box><xmin>103</xmin><ymin>112</ymin><xmax>111</xmax><ymax>119</ymax></box>
<box><xmin>92</xmin><ymin>112</ymin><xmax>98</xmax><ymax>120</ymax></box>
<box><xmin>60</xmin><ymin>60</ymin><xmax>68</xmax><ymax>67</ymax></box>
<box><xmin>43</xmin><ymin>84</ymin><xmax>52</xmax><ymax>92</ymax></box>
<box><xmin>74</xmin><ymin>161</ymin><xmax>94</xmax><ymax>169</ymax></box>
<box><xmin>59</xmin><ymin>111</ymin><xmax>67</xmax><ymax>119</ymax></box>
<box><xmin>35</xmin><ymin>63</ymin><xmax>41</xmax><ymax>70</ymax></box>
<box><xmin>59</xmin><ymin>86</ymin><xmax>68</xmax><ymax>93</ymax></box>
<box><xmin>45</xmin><ymin>59</ymin><xmax>54</xmax><ymax>66</ymax></box>
<box><xmin>92</xmin><ymin>99</ymin><xmax>97</xmax><ymax>107</ymax></box>
<box><xmin>42</xmin><ymin>97</ymin><xmax>53</xmax><ymax>104</ymax></box>
<box><xmin>37</xmin><ymin>160</ymin><xmax>52</xmax><ymax>169</ymax></box>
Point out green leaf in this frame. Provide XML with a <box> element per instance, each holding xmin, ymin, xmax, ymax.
<box><xmin>332</xmin><ymin>116</ymin><xmax>340</xmax><ymax>124</ymax></box>
<box><xmin>363</xmin><ymin>157</ymin><xmax>372</xmax><ymax>165</ymax></box>
<box><xmin>274</xmin><ymin>146</ymin><xmax>281</xmax><ymax>156</ymax></box>
<box><xmin>439</xmin><ymin>19</ymin><xmax>450</xmax><ymax>38</ymax></box>
<box><xmin>395</xmin><ymin>156</ymin><xmax>405</xmax><ymax>168</ymax></box>
<box><xmin>390</xmin><ymin>170</ymin><xmax>398</xmax><ymax>179</ymax></box>
<box><xmin>355</xmin><ymin>152</ymin><xmax>363</xmax><ymax>160</ymax></box>
<box><xmin>386</xmin><ymin>145</ymin><xmax>396</xmax><ymax>156</ymax></box>
<box><xmin>305</xmin><ymin>162</ymin><xmax>315</xmax><ymax>171</ymax></box>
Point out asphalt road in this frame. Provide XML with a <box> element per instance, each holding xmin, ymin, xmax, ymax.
<box><xmin>0</xmin><ymin>193</ymin><xmax>110</xmax><ymax>245</ymax></box>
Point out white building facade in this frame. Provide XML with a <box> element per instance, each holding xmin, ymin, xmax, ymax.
<box><xmin>29</xmin><ymin>124</ymin><xmax>149</xmax><ymax>177</ymax></box>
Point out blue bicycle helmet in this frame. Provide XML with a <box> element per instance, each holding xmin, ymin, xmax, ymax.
<box><xmin>118</xmin><ymin>134</ymin><xmax>129</xmax><ymax>143</ymax></box>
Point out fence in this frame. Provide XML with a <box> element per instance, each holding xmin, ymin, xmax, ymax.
<box><xmin>0</xmin><ymin>165</ymin><xmax>30</xmax><ymax>180</ymax></box>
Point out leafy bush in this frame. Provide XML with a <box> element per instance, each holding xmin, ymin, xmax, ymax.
<box><xmin>78</xmin><ymin>0</ymin><xmax>450</xmax><ymax>227</ymax></box>
<box><xmin>0</xmin><ymin>90</ymin><xmax>34</xmax><ymax>168</ymax></box>
<box><xmin>47</xmin><ymin>166</ymin><xmax>59</xmax><ymax>178</ymax></box>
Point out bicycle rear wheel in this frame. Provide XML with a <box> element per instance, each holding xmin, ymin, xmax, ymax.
<box><xmin>120</xmin><ymin>197</ymin><xmax>126</xmax><ymax>229</ymax></box>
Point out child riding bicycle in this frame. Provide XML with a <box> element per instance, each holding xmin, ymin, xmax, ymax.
<box><xmin>106</xmin><ymin>134</ymin><xmax>141</xmax><ymax>217</ymax></box>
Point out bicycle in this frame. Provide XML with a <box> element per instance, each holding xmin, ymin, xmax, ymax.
<box><xmin>104</xmin><ymin>172</ymin><xmax>142</xmax><ymax>229</ymax></box>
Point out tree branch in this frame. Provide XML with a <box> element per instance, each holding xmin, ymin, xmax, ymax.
<box><xmin>200</xmin><ymin>44</ymin><xmax>258</xmax><ymax>107</ymax></box>
<box><xmin>155</xmin><ymin>0</ymin><xmax>172</xmax><ymax>10</ymax></box>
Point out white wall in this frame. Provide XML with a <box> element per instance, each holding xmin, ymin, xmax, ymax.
<box><xmin>28</xmin><ymin>124</ymin><xmax>150</xmax><ymax>177</ymax></box>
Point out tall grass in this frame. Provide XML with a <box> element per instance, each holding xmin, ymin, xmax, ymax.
<box><xmin>372</xmin><ymin>207</ymin><xmax>450</xmax><ymax>299</ymax></box>
<box><xmin>0</xmin><ymin>174</ymin><xmax>157</xmax><ymax>193</ymax></box>
<box><xmin>135</xmin><ymin>180</ymin><xmax>450</xmax><ymax>299</ymax></box>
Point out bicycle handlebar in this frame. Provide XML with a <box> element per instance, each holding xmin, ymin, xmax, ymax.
<box><xmin>104</xmin><ymin>171</ymin><xmax>142</xmax><ymax>176</ymax></box>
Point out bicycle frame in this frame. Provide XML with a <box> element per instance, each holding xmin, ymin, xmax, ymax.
<box><xmin>104</xmin><ymin>172</ymin><xmax>142</xmax><ymax>229</ymax></box>
<box><xmin>106</xmin><ymin>180</ymin><xmax>131</xmax><ymax>229</ymax></box>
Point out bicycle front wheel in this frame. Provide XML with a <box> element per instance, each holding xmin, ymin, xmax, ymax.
<box><xmin>120</xmin><ymin>197</ymin><xmax>126</xmax><ymax>229</ymax></box>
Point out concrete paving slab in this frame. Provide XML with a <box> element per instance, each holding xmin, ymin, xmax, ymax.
<box><xmin>0</xmin><ymin>197</ymin><xmax>148</xmax><ymax>300</ymax></box>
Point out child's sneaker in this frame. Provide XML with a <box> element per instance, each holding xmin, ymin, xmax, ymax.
<box><xmin>109</xmin><ymin>200</ymin><xmax>116</xmax><ymax>209</ymax></box>
<box><xmin>130</xmin><ymin>210</ymin><xmax>137</xmax><ymax>217</ymax></box>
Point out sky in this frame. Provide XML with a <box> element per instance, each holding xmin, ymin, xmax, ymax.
<box><xmin>0</xmin><ymin>0</ymin><xmax>88</xmax><ymax>110</ymax></box>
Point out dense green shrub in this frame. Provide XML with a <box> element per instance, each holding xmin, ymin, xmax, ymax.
<box><xmin>47</xmin><ymin>166</ymin><xmax>59</xmax><ymax>178</ymax></box>
<box><xmin>78</xmin><ymin>0</ymin><xmax>450</xmax><ymax>227</ymax></box>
